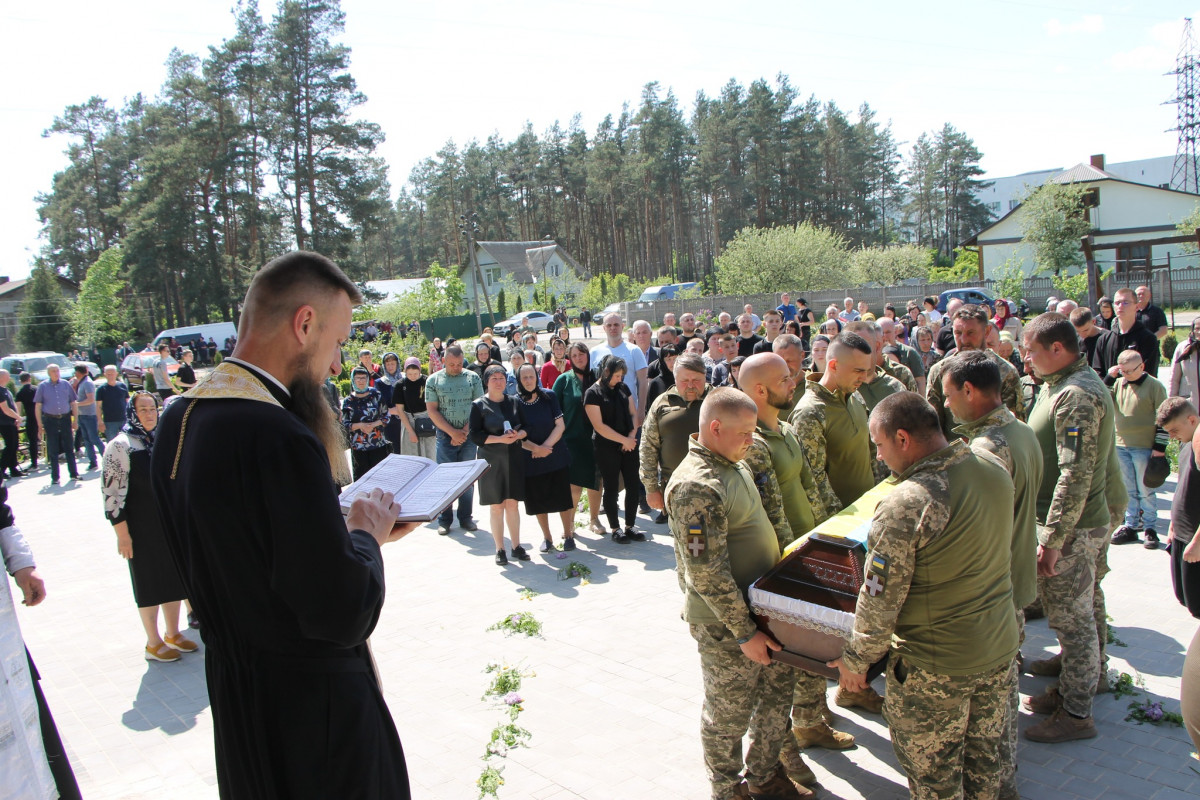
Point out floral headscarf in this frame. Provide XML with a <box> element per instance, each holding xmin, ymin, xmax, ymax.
<box><xmin>123</xmin><ymin>391</ymin><xmax>159</xmax><ymax>448</ymax></box>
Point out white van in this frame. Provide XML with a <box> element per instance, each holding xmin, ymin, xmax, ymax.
<box><xmin>153</xmin><ymin>322</ymin><xmax>238</xmax><ymax>350</ymax></box>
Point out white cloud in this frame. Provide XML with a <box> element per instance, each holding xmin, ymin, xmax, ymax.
<box><xmin>1045</xmin><ymin>14</ymin><xmax>1105</xmax><ymax>37</ymax></box>
<box><xmin>1110</xmin><ymin>19</ymin><xmax>1186</xmax><ymax>73</ymax></box>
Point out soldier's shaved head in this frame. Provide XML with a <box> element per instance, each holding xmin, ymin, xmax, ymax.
<box><xmin>740</xmin><ymin>353</ymin><xmax>795</xmax><ymax>413</ymax></box>
<box><xmin>699</xmin><ymin>387</ymin><xmax>759</xmax><ymax>462</ymax></box>
<box><xmin>871</xmin><ymin>391</ymin><xmax>942</xmax><ymax>441</ymax></box>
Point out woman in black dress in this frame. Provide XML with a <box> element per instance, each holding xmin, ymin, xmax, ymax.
<box><xmin>470</xmin><ymin>365</ymin><xmax>529</xmax><ymax>565</ymax></box>
<box><xmin>553</xmin><ymin>343</ymin><xmax>604</xmax><ymax>536</ymax></box>
<box><xmin>584</xmin><ymin>357</ymin><xmax>645</xmax><ymax>543</ymax></box>
<box><xmin>515</xmin><ymin>364</ymin><xmax>575</xmax><ymax>552</ymax></box>
<box><xmin>101</xmin><ymin>392</ymin><xmax>197</xmax><ymax>662</ymax></box>
<box><xmin>375</xmin><ymin>351</ymin><xmax>405</xmax><ymax>450</ymax></box>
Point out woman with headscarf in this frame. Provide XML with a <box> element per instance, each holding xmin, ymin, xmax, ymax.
<box><xmin>1170</xmin><ymin>317</ymin><xmax>1200</xmax><ymax>411</ymax></box>
<box><xmin>470</xmin><ymin>364</ymin><xmax>529</xmax><ymax>565</ymax></box>
<box><xmin>341</xmin><ymin>366</ymin><xmax>391</xmax><ymax>480</ymax></box>
<box><xmin>993</xmin><ymin>298</ymin><xmax>1023</xmax><ymax>341</ymax></box>
<box><xmin>912</xmin><ymin>325</ymin><xmax>941</xmax><ymax>373</ymax></box>
<box><xmin>553</xmin><ymin>342</ymin><xmax>604</xmax><ymax>537</ymax></box>
<box><xmin>1096</xmin><ymin>296</ymin><xmax>1117</xmax><ymax>330</ymax></box>
<box><xmin>585</xmin><ymin>356</ymin><xmax>644</xmax><ymax>544</ymax></box>
<box><xmin>468</xmin><ymin>342</ymin><xmax>494</xmax><ymax>380</ymax></box>
<box><xmin>102</xmin><ymin>391</ymin><xmax>197</xmax><ymax>663</ymax></box>
<box><xmin>395</xmin><ymin>357</ymin><xmax>436</xmax><ymax>460</ymax></box>
<box><xmin>375</xmin><ymin>352</ymin><xmax>405</xmax><ymax>451</ymax></box>
<box><xmin>515</xmin><ymin>363</ymin><xmax>575</xmax><ymax>552</ymax></box>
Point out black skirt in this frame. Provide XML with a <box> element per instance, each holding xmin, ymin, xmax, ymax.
<box><xmin>523</xmin><ymin>466</ymin><xmax>572</xmax><ymax>515</ymax></box>
<box><xmin>124</xmin><ymin>449</ymin><xmax>187</xmax><ymax>608</ymax></box>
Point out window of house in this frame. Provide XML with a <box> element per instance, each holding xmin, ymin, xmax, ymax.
<box><xmin>1008</xmin><ymin>199</ymin><xmax>1020</xmax><ymax>211</ymax></box>
<box><xmin>486</xmin><ymin>267</ymin><xmax>501</xmax><ymax>284</ymax></box>
<box><xmin>1115</xmin><ymin>244</ymin><xmax>1150</xmax><ymax>271</ymax></box>
<box><xmin>987</xmin><ymin>201</ymin><xmax>1001</xmax><ymax>215</ymax></box>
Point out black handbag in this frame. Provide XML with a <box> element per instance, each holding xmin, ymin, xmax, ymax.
<box><xmin>412</xmin><ymin>415</ymin><xmax>437</xmax><ymax>437</ymax></box>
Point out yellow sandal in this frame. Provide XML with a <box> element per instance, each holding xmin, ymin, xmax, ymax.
<box><xmin>146</xmin><ymin>642</ymin><xmax>181</xmax><ymax>662</ymax></box>
<box><xmin>163</xmin><ymin>633</ymin><xmax>199</xmax><ymax>653</ymax></box>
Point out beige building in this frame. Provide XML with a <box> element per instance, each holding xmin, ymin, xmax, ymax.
<box><xmin>964</xmin><ymin>156</ymin><xmax>1200</xmax><ymax>279</ymax></box>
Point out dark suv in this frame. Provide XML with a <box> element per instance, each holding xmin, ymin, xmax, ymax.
<box><xmin>937</xmin><ymin>288</ymin><xmax>996</xmax><ymax>313</ymax></box>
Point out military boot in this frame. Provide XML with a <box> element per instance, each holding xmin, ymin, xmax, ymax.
<box><xmin>1023</xmin><ymin>708</ymin><xmax>1097</xmax><ymax>742</ymax></box>
<box><xmin>779</xmin><ymin>743</ymin><xmax>817</xmax><ymax>786</ymax></box>
<box><xmin>835</xmin><ymin>685</ymin><xmax>884</xmax><ymax>714</ymax></box>
<box><xmin>1027</xmin><ymin>652</ymin><xmax>1061</xmax><ymax>676</ymax></box>
<box><xmin>1023</xmin><ymin>684</ymin><xmax>1063</xmax><ymax>715</ymax></box>
<box><xmin>793</xmin><ymin>720</ymin><xmax>855</xmax><ymax>750</ymax></box>
<box><xmin>747</xmin><ymin>765</ymin><xmax>814</xmax><ymax>799</ymax></box>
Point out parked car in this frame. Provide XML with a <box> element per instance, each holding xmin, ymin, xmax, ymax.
<box><xmin>636</xmin><ymin>283</ymin><xmax>698</xmax><ymax>304</ymax></box>
<box><xmin>491</xmin><ymin>311</ymin><xmax>556</xmax><ymax>337</ymax></box>
<box><xmin>936</xmin><ymin>287</ymin><xmax>996</xmax><ymax>313</ymax></box>
<box><xmin>120</xmin><ymin>351</ymin><xmax>180</xmax><ymax>390</ymax></box>
<box><xmin>0</xmin><ymin>352</ymin><xmax>98</xmax><ymax>383</ymax></box>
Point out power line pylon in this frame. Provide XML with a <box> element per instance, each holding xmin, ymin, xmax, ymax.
<box><xmin>1167</xmin><ymin>18</ymin><xmax>1200</xmax><ymax>194</ymax></box>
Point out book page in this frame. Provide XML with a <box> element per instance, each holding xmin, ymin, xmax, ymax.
<box><xmin>339</xmin><ymin>456</ymin><xmax>433</xmax><ymax>508</ymax></box>
<box><xmin>339</xmin><ymin>455</ymin><xmax>488</xmax><ymax>521</ymax></box>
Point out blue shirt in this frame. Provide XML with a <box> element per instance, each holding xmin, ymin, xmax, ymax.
<box><xmin>95</xmin><ymin>382</ymin><xmax>130</xmax><ymax>421</ymax></box>
<box><xmin>777</xmin><ymin>303</ymin><xmax>797</xmax><ymax>323</ymax></box>
<box><xmin>33</xmin><ymin>379</ymin><xmax>75</xmax><ymax>415</ymax></box>
<box><xmin>424</xmin><ymin>368</ymin><xmax>484</xmax><ymax>428</ymax></box>
<box><xmin>75</xmin><ymin>376</ymin><xmax>98</xmax><ymax>416</ymax></box>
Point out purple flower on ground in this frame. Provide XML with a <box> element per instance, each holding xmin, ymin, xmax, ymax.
<box><xmin>508</xmin><ymin>613</ymin><xmax>522</xmax><ymax>624</ymax></box>
<box><xmin>503</xmin><ymin>692</ymin><xmax>523</xmax><ymax>705</ymax></box>
<box><xmin>1145</xmin><ymin>702</ymin><xmax>1164</xmax><ymax>721</ymax></box>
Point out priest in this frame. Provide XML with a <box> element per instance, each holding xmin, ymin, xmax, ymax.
<box><xmin>152</xmin><ymin>251</ymin><xmax>418</xmax><ymax>799</ymax></box>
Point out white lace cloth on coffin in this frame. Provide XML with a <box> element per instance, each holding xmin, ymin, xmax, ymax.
<box><xmin>749</xmin><ymin>587</ymin><xmax>857</xmax><ymax>639</ymax></box>
<box><xmin>751</xmin><ymin>517</ymin><xmax>872</xmax><ymax>639</ymax></box>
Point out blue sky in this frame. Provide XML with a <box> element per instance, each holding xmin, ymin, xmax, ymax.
<box><xmin>2</xmin><ymin>0</ymin><xmax>1196</xmax><ymax>279</ymax></box>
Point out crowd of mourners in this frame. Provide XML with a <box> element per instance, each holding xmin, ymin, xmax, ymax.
<box><xmin>6</xmin><ymin>278</ymin><xmax>1200</xmax><ymax>800</ymax></box>
<box><xmin>335</xmin><ymin>285</ymin><xmax>1199</xmax><ymax>800</ymax></box>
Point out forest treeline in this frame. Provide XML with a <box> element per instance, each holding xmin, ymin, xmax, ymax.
<box><xmin>34</xmin><ymin>0</ymin><xmax>992</xmax><ymax>333</ymax></box>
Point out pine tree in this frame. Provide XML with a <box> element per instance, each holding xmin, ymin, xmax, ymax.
<box><xmin>17</xmin><ymin>261</ymin><xmax>71</xmax><ymax>352</ymax></box>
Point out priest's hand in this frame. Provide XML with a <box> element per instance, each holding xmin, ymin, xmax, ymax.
<box><xmin>386</xmin><ymin>522</ymin><xmax>420</xmax><ymax>542</ymax></box>
<box><xmin>347</xmin><ymin>488</ymin><xmax>402</xmax><ymax>547</ymax></box>
<box><xmin>13</xmin><ymin>566</ymin><xmax>45</xmax><ymax>607</ymax></box>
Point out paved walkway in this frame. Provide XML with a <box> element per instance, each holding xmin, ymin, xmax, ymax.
<box><xmin>8</xmin><ymin>416</ymin><xmax>1199</xmax><ymax>798</ymax></box>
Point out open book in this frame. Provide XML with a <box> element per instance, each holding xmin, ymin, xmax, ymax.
<box><xmin>339</xmin><ymin>455</ymin><xmax>489</xmax><ymax>522</ymax></box>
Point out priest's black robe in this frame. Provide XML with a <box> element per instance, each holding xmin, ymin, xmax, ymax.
<box><xmin>150</xmin><ymin>363</ymin><xmax>410</xmax><ymax>800</ymax></box>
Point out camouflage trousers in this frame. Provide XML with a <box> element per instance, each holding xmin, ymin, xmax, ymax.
<box><xmin>998</xmin><ymin>610</ymin><xmax>1024</xmax><ymax>800</ymax></box>
<box><xmin>690</xmin><ymin>623</ymin><xmax>796</xmax><ymax>800</ymax></box>
<box><xmin>1038</xmin><ymin>526</ymin><xmax>1108</xmax><ymax>718</ymax></box>
<box><xmin>771</xmin><ymin>670</ymin><xmax>829</xmax><ymax>773</ymax></box>
<box><xmin>885</xmin><ymin>656</ymin><xmax>1011</xmax><ymax>800</ymax></box>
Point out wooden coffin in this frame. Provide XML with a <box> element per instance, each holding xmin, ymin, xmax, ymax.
<box><xmin>750</xmin><ymin>533</ymin><xmax>886</xmax><ymax>680</ymax></box>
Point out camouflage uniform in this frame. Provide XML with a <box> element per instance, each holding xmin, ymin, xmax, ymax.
<box><xmin>1029</xmin><ymin>357</ymin><xmax>1117</xmax><ymax>719</ymax></box>
<box><xmin>639</xmin><ymin>385</ymin><xmax>709</xmax><ymax>499</ymax></box>
<box><xmin>666</xmin><ymin>435</ymin><xmax>795</xmax><ymax>800</ymax></box>
<box><xmin>743</xmin><ymin>422</ymin><xmax>833</xmax><ymax>763</ymax></box>
<box><xmin>958</xmin><ymin>405</ymin><xmax>1044</xmax><ymax>799</ymax></box>
<box><xmin>788</xmin><ymin>376</ymin><xmax>875</xmax><ymax>512</ymax></box>
<box><xmin>842</xmin><ymin>442</ymin><xmax>1018</xmax><ymax>800</ymax></box>
<box><xmin>1020</xmin><ymin>375</ymin><xmax>1042</xmax><ymax>419</ymax></box>
<box><xmin>926</xmin><ymin>349</ymin><xmax>1025</xmax><ymax>440</ymax></box>
<box><xmin>880</xmin><ymin>357</ymin><xmax>917</xmax><ymax>392</ymax></box>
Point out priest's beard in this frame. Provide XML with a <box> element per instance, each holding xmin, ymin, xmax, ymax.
<box><xmin>288</xmin><ymin>362</ymin><xmax>353</xmax><ymax>487</ymax></box>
